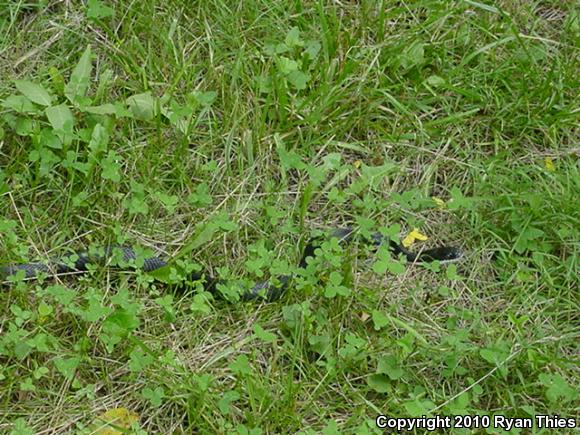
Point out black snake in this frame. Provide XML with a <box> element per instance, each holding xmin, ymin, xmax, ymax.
<box><xmin>1</xmin><ymin>227</ymin><xmax>463</xmax><ymax>301</ymax></box>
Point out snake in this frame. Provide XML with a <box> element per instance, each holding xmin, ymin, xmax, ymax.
<box><xmin>0</xmin><ymin>227</ymin><xmax>463</xmax><ymax>301</ymax></box>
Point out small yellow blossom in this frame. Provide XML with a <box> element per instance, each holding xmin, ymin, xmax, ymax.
<box><xmin>402</xmin><ymin>229</ymin><xmax>428</xmax><ymax>248</ymax></box>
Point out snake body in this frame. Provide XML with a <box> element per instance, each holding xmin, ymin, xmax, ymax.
<box><xmin>1</xmin><ymin>227</ymin><xmax>463</xmax><ymax>301</ymax></box>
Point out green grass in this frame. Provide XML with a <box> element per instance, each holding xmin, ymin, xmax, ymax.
<box><xmin>0</xmin><ymin>0</ymin><xmax>578</xmax><ymax>433</ymax></box>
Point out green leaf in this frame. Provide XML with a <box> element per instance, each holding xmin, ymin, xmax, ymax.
<box><xmin>155</xmin><ymin>294</ymin><xmax>175</xmax><ymax>322</ymax></box>
<box><xmin>265</xmin><ymin>205</ymin><xmax>286</xmax><ymax>225</ymax></box>
<box><xmin>192</xmin><ymin>373</ymin><xmax>213</xmax><ymax>392</ymax></box>
<box><xmin>215</xmin><ymin>280</ymin><xmax>243</xmax><ymax>303</ymax></box>
<box><xmin>175</xmin><ymin>222</ymin><xmax>217</xmax><ymax>260</ymax></box>
<box><xmin>86</xmin><ymin>0</ymin><xmax>115</xmax><ymax>19</ymax></box>
<box><xmin>360</xmin><ymin>162</ymin><xmax>397</xmax><ymax>190</ymax></box>
<box><xmin>127</xmin><ymin>91</ymin><xmax>156</xmax><ymax>120</ymax></box>
<box><xmin>48</xmin><ymin>66</ymin><xmax>65</xmax><ymax>95</ymax></box>
<box><xmin>187</xmin><ymin>183</ymin><xmax>213</xmax><ymax>207</ymax></box>
<box><xmin>154</xmin><ymin>192</ymin><xmax>179</xmax><ymax>213</ymax></box>
<box><xmin>372</xmin><ymin>310</ymin><xmax>389</xmax><ymax>331</ymax></box>
<box><xmin>448</xmin><ymin>187</ymin><xmax>473</xmax><ymax>210</ymax></box>
<box><xmin>324</xmin><ymin>271</ymin><xmax>350</xmax><ymax>298</ymax></box>
<box><xmin>463</xmin><ymin>0</ymin><xmax>501</xmax><ymax>14</ymax></box>
<box><xmin>446</xmin><ymin>391</ymin><xmax>471</xmax><ymax>414</ymax></box>
<box><xmin>538</xmin><ymin>373</ymin><xmax>577</xmax><ymax>403</ymax></box>
<box><xmin>112</xmin><ymin>101</ymin><xmax>132</xmax><ymax>117</ymax></box>
<box><xmin>367</xmin><ymin>374</ymin><xmax>390</xmax><ymax>393</ymax></box>
<box><xmin>264</xmin><ymin>42</ymin><xmax>288</xmax><ymax>56</ymax></box>
<box><xmin>129</xmin><ymin>347</ymin><xmax>154</xmax><ymax>372</ymax></box>
<box><xmin>39</xmin><ymin>128</ymin><xmax>62</xmax><ymax>149</ymax></box>
<box><xmin>256</xmin><ymin>74</ymin><xmax>272</xmax><ymax>94</ymax></box>
<box><xmin>321</xmin><ymin>420</ymin><xmax>340</xmax><ymax>435</ymax></box>
<box><xmin>446</xmin><ymin>263</ymin><xmax>460</xmax><ymax>280</ymax></box>
<box><xmin>277</xmin><ymin>56</ymin><xmax>299</xmax><ymax>74</ymax></box>
<box><xmin>46</xmin><ymin>284</ymin><xmax>76</xmax><ymax>307</ymax></box>
<box><xmin>38</xmin><ymin>301</ymin><xmax>53</xmax><ymax>318</ymax></box>
<box><xmin>480</xmin><ymin>343</ymin><xmax>510</xmax><ymax>367</ymax></box>
<box><xmin>192</xmin><ymin>90</ymin><xmax>217</xmax><ymax>106</ymax></box>
<box><xmin>78</xmin><ymin>295</ymin><xmax>113</xmax><ymax>322</ymax></box>
<box><xmin>33</xmin><ymin>366</ymin><xmax>49</xmax><ymax>380</ymax></box>
<box><xmin>38</xmin><ymin>149</ymin><xmax>61</xmax><ymax>176</ymax></box>
<box><xmin>426</xmin><ymin>75</ymin><xmax>445</xmax><ymax>87</ymax></box>
<box><xmin>83</xmin><ymin>103</ymin><xmax>116</xmax><ymax>115</ymax></box>
<box><xmin>277</xmin><ymin>147</ymin><xmax>306</xmax><ymax>170</ymax></box>
<box><xmin>14</xmin><ymin>80</ymin><xmax>53</xmax><ymax>106</ymax></box>
<box><xmin>305</xmin><ymin>40</ymin><xmax>321</xmax><ymax>59</ymax></box>
<box><xmin>101</xmin><ymin>150</ymin><xmax>122</xmax><ymax>182</ymax></box>
<box><xmin>14</xmin><ymin>342</ymin><xmax>32</xmax><ymax>360</ymax></box>
<box><xmin>65</xmin><ymin>45</ymin><xmax>93</xmax><ymax>102</ymax></box>
<box><xmin>218</xmin><ymin>390</ymin><xmax>240</xmax><ymax>414</ymax></box>
<box><xmin>285</xmin><ymin>27</ymin><xmax>304</xmax><ymax>47</ymax></box>
<box><xmin>189</xmin><ymin>293</ymin><xmax>212</xmax><ymax>314</ymax></box>
<box><xmin>110</xmin><ymin>287</ymin><xmax>136</xmax><ymax>309</ymax></box>
<box><xmin>124</xmin><ymin>183</ymin><xmax>149</xmax><ymax>215</ymax></box>
<box><xmin>403</xmin><ymin>398</ymin><xmax>436</xmax><ymax>417</ymax></box>
<box><xmin>397</xmin><ymin>326</ymin><xmax>425</xmax><ymax>349</ymax></box>
<box><xmin>54</xmin><ymin>357</ymin><xmax>81</xmax><ymax>380</ymax></box>
<box><xmin>103</xmin><ymin>308</ymin><xmax>140</xmax><ymax>337</ymax></box>
<box><xmin>229</xmin><ymin>354</ymin><xmax>252</xmax><ymax>376</ymax></box>
<box><xmin>73</xmin><ymin>191</ymin><xmax>89</xmax><ymax>208</ymax></box>
<box><xmin>379</xmin><ymin>224</ymin><xmax>401</xmax><ymax>239</ymax></box>
<box><xmin>253</xmin><ymin>323</ymin><xmax>277</xmax><ymax>343</ymax></box>
<box><xmin>372</xmin><ymin>245</ymin><xmax>406</xmax><ymax>275</ymax></box>
<box><xmin>245</xmin><ymin>242</ymin><xmax>270</xmax><ymax>277</ymax></box>
<box><xmin>2</xmin><ymin>95</ymin><xmax>36</xmax><ymax>112</ymax></box>
<box><xmin>399</xmin><ymin>42</ymin><xmax>425</xmax><ymax>70</ymax></box>
<box><xmin>126</xmin><ymin>196</ymin><xmax>149</xmax><ymax>215</ymax></box>
<box><xmin>142</xmin><ymin>386</ymin><xmax>165</xmax><ymax>407</ymax></box>
<box><xmin>479</xmin><ymin>340</ymin><xmax>510</xmax><ymax>377</ymax></box>
<box><xmin>44</xmin><ymin>104</ymin><xmax>74</xmax><ymax>133</ymax></box>
<box><xmin>88</xmin><ymin>123</ymin><xmax>109</xmax><ymax>159</ymax></box>
<box><xmin>20</xmin><ymin>377</ymin><xmax>36</xmax><ymax>392</ymax></box>
<box><xmin>15</xmin><ymin>118</ymin><xmax>35</xmax><ymax>136</ymax></box>
<box><xmin>10</xmin><ymin>418</ymin><xmax>35</xmax><ymax>435</ymax></box>
<box><xmin>377</xmin><ymin>355</ymin><xmax>406</xmax><ymax>380</ymax></box>
<box><xmin>309</xmin><ymin>334</ymin><xmax>331</xmax><ymax>356</ymax></box>
<box><xmin>338</xmin><ymin>333</ymin><xmax>367</xmax><ymax>361</ymax></box>
<box><xmin>287</xmin><ymin>70</ymin><xmax>309</xmax><ymax>90</ymax></box>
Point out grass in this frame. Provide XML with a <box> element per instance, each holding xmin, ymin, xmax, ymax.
<box><xmin>0</xmin><ymin>0</ymin><xmax>578</xmax><ymax>433</ymax></box>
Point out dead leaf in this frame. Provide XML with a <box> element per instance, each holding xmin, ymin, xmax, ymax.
<box><xmin>90</xmin><ymin>407</ymin><xmax>139</xmax><ymax>434</ymax></box>
<box><xmin>432</xmin><ymin>197</ymin><xmax>446</xmax><ymax>209</ymax></box>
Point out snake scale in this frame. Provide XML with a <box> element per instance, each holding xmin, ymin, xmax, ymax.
<box><xmin>1</xmin><ymin>227</ymin><xmax>463</xmax><ymax>301</ymax></box>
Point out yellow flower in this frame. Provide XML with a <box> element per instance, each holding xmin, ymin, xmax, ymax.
<box><xmin>402</xmin><ymin>229</ymin><xmax>428</xmax><ymax>248</ymax></box>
